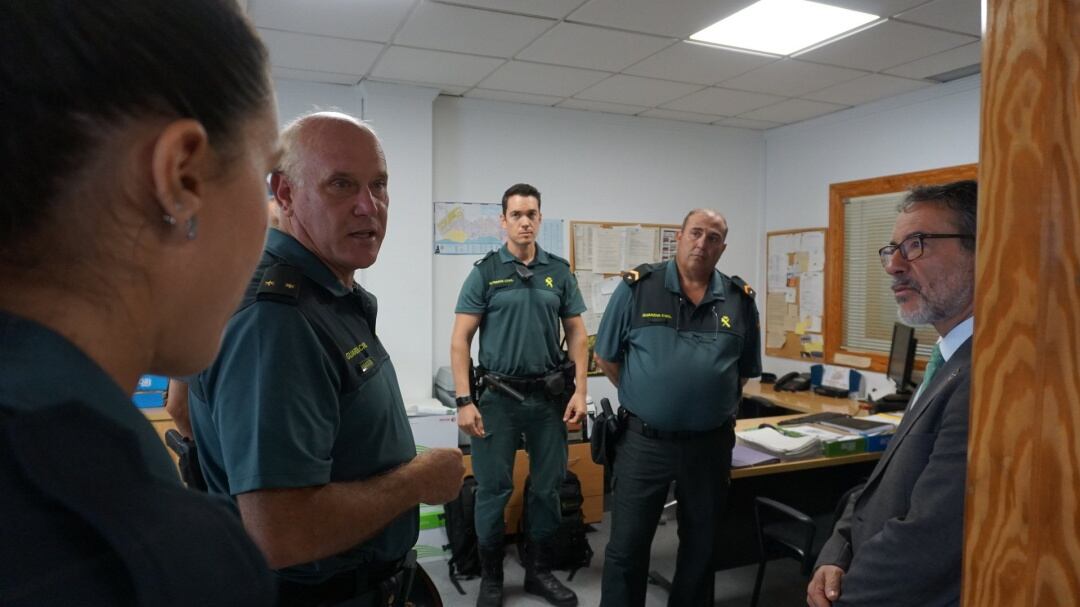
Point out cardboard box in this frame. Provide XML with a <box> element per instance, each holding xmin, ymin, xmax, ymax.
<box><xmin>414</xmin><ymin>505</ymin><xmax>450</xmax><ymax>563</ymax></box>
<box><xmin>408</xmin><ymin>413</ymin><xmax>458</xmax><ymax>452</ymax></box>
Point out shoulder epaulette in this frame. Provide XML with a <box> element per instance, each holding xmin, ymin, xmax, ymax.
<box><xmin>474</xmin><ymin>250</ymin><xmax>497</xmax><ymax>267</ymax></box>
<box><xmin>621</xmin><ymin>263</ymin><xmax>655</xmax><ymax>285</ymax></box>
<box><xmin>730</xmin><ymin>275</ymin><xmax>756</xmax><ymax>299</ymax></box>
<box><xmin>256</xmin><ymin>263</ymin><xmax>303</xmax><ymax>304</ymax></box>
<box><xmin>547</xmin><ymin>252</ymin><xmax>571</xmax><ymax>267</ymax></box>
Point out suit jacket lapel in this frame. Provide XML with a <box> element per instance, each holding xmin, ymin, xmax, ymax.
<box><xmin>862</xmin><ymin>339</ymin><xmax>973</xmax><ymax>492</ymax></box>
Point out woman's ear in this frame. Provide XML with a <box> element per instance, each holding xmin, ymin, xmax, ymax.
<box><xmin>150</xmin><ymin>119</ymin><xmax>210</xmax><ymax>223</ymax></box>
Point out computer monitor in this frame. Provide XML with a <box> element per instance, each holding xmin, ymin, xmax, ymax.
<box><xmin>886</xmin><ymin>322</ymin><xmax>918</xmax><ymax>393</ymax></box>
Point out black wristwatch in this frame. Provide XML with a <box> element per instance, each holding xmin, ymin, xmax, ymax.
<box><xmin>455</xmin><ymin>395</ymin><xmax>475</xmax><ymax>408</ymax></box>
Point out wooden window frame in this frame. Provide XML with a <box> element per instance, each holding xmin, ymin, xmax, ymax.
<box><xmin>825</xmin><ymin>163</ymin><xmax>977</xmax><ymax>372</ymax></box>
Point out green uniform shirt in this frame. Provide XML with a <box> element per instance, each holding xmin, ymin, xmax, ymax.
<box><xmin>0</xmin><ymin>311</ymin><xmax>180</xmax><ymax>485</ymax></box>
<box><xmin>189</xmin><ymin>229</ymin><xmax>418</xmax><ymax>584</ymax></box>
<box><xmin>455</xmin><ymin>244</ymin><xmax>586</xmax><ymax>376</ymax></box>
<box><xmin>594</xmin><ymin>260</ymin><xmax>762</xmax><ymax>431</ymax></box>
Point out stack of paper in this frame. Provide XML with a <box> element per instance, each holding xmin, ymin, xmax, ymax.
<box><xmin>820</xmin><ymin>416</ymin><xmax>896</xmax><ymax>436</ymax></box>
<box><xmin>737</xmin><ymin>427</ymin><xmax>821</xmax><ymax>459</ymax></box>
<box><xmin>731</xmin><ymin>443</ymin><xmax>781</xmax><ymax>468</ymax></box>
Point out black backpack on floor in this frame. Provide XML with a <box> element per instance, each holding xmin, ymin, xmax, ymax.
<box><xmin>441</xmin><ymin>475</ymin><xmax>480</xmax><ymax>594</ymax></box>
<box><xmin>518</xmin><ymin>470</ymin><xmax>594</xmax><ymax>581</ymax></box>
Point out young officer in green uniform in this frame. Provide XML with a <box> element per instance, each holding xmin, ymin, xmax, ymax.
<box><xmin>451</xmin><ymin>183</ymin><xmax>589</xmax><ymax>607</ymax></box>
<box><xmin>189</xmin><ymin>112</ymin><xmax>464</xmax><ymax>607</ymax></box>
<box><xmin>595</xmin><ymin>209</ymin><xmax>762</xmax><ymax>607</ymax></box>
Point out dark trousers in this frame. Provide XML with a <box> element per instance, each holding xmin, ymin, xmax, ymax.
<box><xmin>600</xmin><ymin>421</ymin><xmax>735</xmax><ymax>607</ymax></box>
<box><xmin>471</xmin><ymin>390</ymin><xmax>568</xmax><ymax>547</ymax></box>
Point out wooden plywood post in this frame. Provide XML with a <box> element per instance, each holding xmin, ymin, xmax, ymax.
<box><xmin>965</xmin><ymin>0</ymin><xmax>1080</xmax><ymax>604</ymax></box>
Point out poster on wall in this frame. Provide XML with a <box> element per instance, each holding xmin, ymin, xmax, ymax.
<box><xmin>433</xmin><ymin>202</ymin><xmax>564</xmax><ymax>256</ymax></box>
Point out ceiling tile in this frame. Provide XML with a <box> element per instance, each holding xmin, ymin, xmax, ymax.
<box><xmin>271</xmin><ymin>66</ymin><xmax>360</xmax><ymax>86</ymax></box>
<box><xmin>884</xmin><ymin>41</ymin><xmax>982</xmax><ymax>79</ymax></box>
<box><xmin>259</xmin><ymin>29</ymin><xmax>383</xmax><ymax>76</ymax></box>
<box><xmin>623</xmin><ymin>41</ymin><xmax>774</xmax><ymax>85</ymax></box>
<box><xmin>718</xmin><ymin>60</ymin><xmax>866</xmax><ymax>97</ymax></box>
<box><xmin>795</xmin><ymin>20</ymin><xmax>976</xmax><ymax>72</ymax></box>
<box><xmin>395</xmin><ymin>2</ymin><xmax>553</xmax><ymax>57</ymax></box>
<box><xmin>372</xmin><ymin>47</ymin><xmax>505</xmax><ymax>87</ymax></box>
<box><xmin>575</xmin><ymin>75</ymin><xmax>702</xmax><ymax>106</ymax></box>
<box><xmin>897</xmin><ymin>0</ymin><xmax>981</xmax><ymax>37</ymax></box>
<box><xmin>478</xmin><ymin>61</ymin><xmax>611</xmax><ymax>96</ymax></box>
<box><xmin>803</xmin><ymin>73</ymin><xmax>931</xmax><ymax>105</ymax></box>
<box><xmin>249</xmin><ymin>0</ymin><xmax>412</xmax><ymax>42</ymax></box>
<box><xmin>661</xmin><ymin>87</ymin><xmax>782</xmax><ymax>115</ymax></box>
<box><xmin>717</xmin><ymin>116</ymin><xmax>784</xmax><ymax>130</ymax></box>
<box><xmin>639</xmin><ymin>108</ymin><xmax>723</xmax><ymax>124</ymax></box>
<box><xmin>465</xmin><ymin>88</ymin><xmax>564</xmax><ymax>106</ymax></box>
<box><xmin>568</xmin><ymin>0</ymin><xmax>755</xmax><ymax>38</ymax></box>
<box><xmin>367</xmin><ymin>80</ymin><xmax>469</xmax><ymax>96</ymax></box>
<box><xmin>817</xmin><ymin>0</ymin><xmax>930</xmax><ymax>16</ymax></box>
<box><xmin>739</xmin><ymin>99</ymin><xmax>848</xmax><ymax>123</ymax></box>
<box><xmin>433</xmin><ymin>0</ymin><xmax>585</xmax><ymax>19</ymax></box>
<box><xmin>516</xmin><ymin>23</ymin><xmax>672</xmax><ymax>72</ymax></box>
<box><xmin>557</xmin><ymin>99</ymin><xmax>648</xmax><ymax>115</ymax></box>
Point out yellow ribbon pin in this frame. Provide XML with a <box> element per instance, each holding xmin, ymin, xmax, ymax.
<box><xmin>721</xmin><ymin>315</ymin><xmax>731</xmax><ymax>328</ymax></box>
<box><xmin>545</xmin><ymin>276</ymin><xmax>554</xmax><ymax>288</ymax></box>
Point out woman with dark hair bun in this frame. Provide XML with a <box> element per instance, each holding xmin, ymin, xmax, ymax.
<box><xmin>0</xmin><ymin>1</ymin><xmax>280</xmax><ymax>604</ymax></box>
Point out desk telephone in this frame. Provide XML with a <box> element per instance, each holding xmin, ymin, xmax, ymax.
<box><xmin>774</xmin><ymin>372</ymin><xmax>812</xmax><ymax>392</ymax></box>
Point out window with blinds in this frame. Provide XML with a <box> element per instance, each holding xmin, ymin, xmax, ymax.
<box><xmin>843</xmin><ymin>191</ymin><xmax>936</xmax><ymax>359</ymax></box>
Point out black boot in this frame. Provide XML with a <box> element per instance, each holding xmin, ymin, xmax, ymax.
<box><xmin>523</xmin><ymin>540</ymin><xmax>578</xmax><ymax>607</ymax></box>
<box><xmin>476</xmin><ymin>544</ymin><xmax>504</xmax><ymax>607</ymax></box>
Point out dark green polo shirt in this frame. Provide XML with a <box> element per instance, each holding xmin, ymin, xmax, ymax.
<box><xmin>455</xmin><ymin>244</ymin><xmax>586</xmax><ymax>377</ymax></box>
<box><xmin>0</xmin><ymin>310</ymin><xmax>180</xmax><ymax>485</ymax></box>
<box><xmin>189</xmin><ymin>229</ymin><xmax>417</xmax><ymax>584</ymax></box>
<box><xmin>594</xmin><ymin>260</ymin><xmax>762</xmax><ymax>431</ymax></box>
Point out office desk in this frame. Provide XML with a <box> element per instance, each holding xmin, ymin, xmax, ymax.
<box><xmin>646</xmin><ymin>410</ymin><xmax>882</xmax><ymax>592</ymax></box>
<box><xmin>712</xmin><ymin>411</ymin><xmax>881</xmax><ymax>572</ymax></box>
<box><xmin>743</xmin><ymin>379</ymin><xmax>861</xmax><ymax>415</ymax></box>
<box><xmin>731</xmin><ymin>414</ymin><xmax>882</xmax><ymax>479</ymax></box>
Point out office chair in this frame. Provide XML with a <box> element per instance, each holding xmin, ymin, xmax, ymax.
<box><xmin>749</xmin><ymin>484</ymin><xmax>863</xmax><ymax>607</ymax></box>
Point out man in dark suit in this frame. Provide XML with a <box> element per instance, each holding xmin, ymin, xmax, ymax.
<box><xmin>808</xmin><ymin>180</ymin><xmax>978</xmax><ymax>607</ymax></box>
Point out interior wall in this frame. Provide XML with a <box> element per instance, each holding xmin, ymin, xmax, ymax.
<box><xmin>270</xmin><ymin>73</ymin><xmax>981</xmax><ymax>406</ymax></box>
<box><xmin>431</xmin><ymin>97</ymin><xmax>765</xmax><ymax>405</ymax></box>
<box><xmin>761</xmin><ymin>75</ymin><xmax>982</xmax><ymax>393</ymax></box>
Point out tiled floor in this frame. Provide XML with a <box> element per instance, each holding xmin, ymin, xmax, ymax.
<box><xmin>427</xmin><ymin>510</ymin><xmax>809</xmax><ymax>607</ymax></box>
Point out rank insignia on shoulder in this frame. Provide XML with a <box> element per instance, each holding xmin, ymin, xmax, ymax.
<box><xmin>257</xmin><ymin>264</ymin><xmax>303</xmax><ymax>304</ymax></box>
<box><xmin>621</xmin><ymin>263</ymin><xmax>654</xmax><ymax>285</ymax></box>
<box><xmin>731</xmin><ymin>275</ymin><xmax>756</xmax><ymax>299</ymax></box>
<box><xmin>474</xmin><ymin>250</ymin><xmax>497</xmax><ymax>266</ymax></box>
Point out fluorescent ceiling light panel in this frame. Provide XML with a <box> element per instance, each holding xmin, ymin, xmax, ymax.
<box><xmin>690</xmin><ymin>0</ymin><xmax>878</xmax><ymax>56</ymax></box>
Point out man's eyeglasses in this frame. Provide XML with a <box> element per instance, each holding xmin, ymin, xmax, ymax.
<box><xmin>878</xmin><ymin>233</ymin><xmax>974</xmax><ymax>266</ymax></box>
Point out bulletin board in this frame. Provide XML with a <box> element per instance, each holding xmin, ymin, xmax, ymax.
<box><xmin>569</xmin><ymin>220</ymin><xmax>680</xmax><ymax>375</ymax></box>
<box><xmin>764</xmin><ymin>228</ymin><xmax>827</xmax><ymax>361</ymax></box>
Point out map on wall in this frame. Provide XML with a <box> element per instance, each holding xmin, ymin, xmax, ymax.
<box><xmin>433</xmin><ymin>201</ymin><xmax>564</xmax><ymax>256</ymax></box>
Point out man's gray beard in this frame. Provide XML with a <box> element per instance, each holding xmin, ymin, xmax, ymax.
<box><xmin>896</xmin><ymin>272</ymin><xmax>973</xmax><ymax>328</ymax></box>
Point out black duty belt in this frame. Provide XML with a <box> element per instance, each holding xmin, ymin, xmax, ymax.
<box><xmin>623</xmin><ymin>411</ymin><xmax>733</xmax><ymax>441</ymax></box>
<box><xmin>484</xmin><ymin>371</ymin><xmax>548</xmax><ymax>394</ymax></box>
<box><xmin>276</xmin><ymin>557</ymin><xmax>404</xmax><ymax>607</ymax></box>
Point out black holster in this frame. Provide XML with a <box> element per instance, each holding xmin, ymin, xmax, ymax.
<box><xmin>541</xmin><ymin>359</ymin><xmax>575</xmax><ymax>405</ymax></box>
